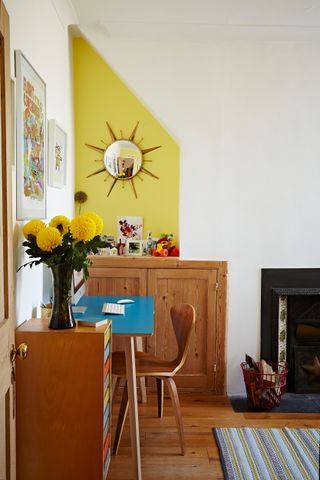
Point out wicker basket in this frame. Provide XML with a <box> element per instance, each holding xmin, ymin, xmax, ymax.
<box><xmin>241</xmin><ymin>361</ymin><xmax>288</xmax><ymax>409</ymax></box>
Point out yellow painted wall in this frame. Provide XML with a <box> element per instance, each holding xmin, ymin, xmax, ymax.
<box><xmin>73</xmin><ymin>38</ymin><xmax>179</xmax><ymax>242</ymax></box>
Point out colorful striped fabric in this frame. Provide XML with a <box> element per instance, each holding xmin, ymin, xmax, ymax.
<box><xmin>213</xmin><ymin>428</ymin><xmax>319</xmax><ymax>480</ymax></box>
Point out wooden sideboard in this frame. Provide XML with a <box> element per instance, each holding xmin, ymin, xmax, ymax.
<box><xmin>15</xmin><ymin>318</ymin><xmax>112</xmax><ymax>480</ymax></box>
<box><xmin>87</xmin><ymin>256</ymin><xmax>227</xmax><ymax>394</ymax></box>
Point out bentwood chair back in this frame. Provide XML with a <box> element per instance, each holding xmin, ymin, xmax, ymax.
<box><xmin>112</xmin><ymin>303</ymin><xmax>196</xmax><ymax>456</ymax></box>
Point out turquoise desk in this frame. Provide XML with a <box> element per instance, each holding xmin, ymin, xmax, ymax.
<box><xmin>74</xmin><ymin>295</ymin><xmax>154</xmax><ymax>480</ymax></box>
<box><xmin>74</xmin><ymin>295</ymin><xmax>154</xmax><ymax>335</ymax></box>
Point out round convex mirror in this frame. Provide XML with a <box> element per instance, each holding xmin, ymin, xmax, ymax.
<box><xmin>104</xmin><ymin>140</ymin><xmax>142</xmax><ymax>179</ymax></box>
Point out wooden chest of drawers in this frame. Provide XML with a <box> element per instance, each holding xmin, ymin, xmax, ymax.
<box><xmin>15</xmin><ymin>318</ymin><xmax>112</xmax><ymax>480</ymax></box>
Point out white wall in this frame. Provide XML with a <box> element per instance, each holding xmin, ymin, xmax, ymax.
<box><xmin>4</xmin><ymin>0</ymin><xmax>77</xmax><ymax>326</ymax></box>
<box><xmin>80</xmin><ymin>28</ymin><xmax>320</xmax><ymax>393</ymax></box>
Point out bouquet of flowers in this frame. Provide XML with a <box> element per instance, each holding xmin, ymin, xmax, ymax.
<box><xmin>20</xmin><ymin>212</ymin><xmax>109</xmax><ymax>278</ymax></box>
<box><xmin>19</xmin><ymin>212</ymin><xmax>110</xmax><ymax>329</ymax></box>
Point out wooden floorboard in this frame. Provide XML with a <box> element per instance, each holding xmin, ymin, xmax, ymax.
<box><xmin>108</xmin><ymin>391</ymin><xmax>320</xmax><ymax>479</ymax></box>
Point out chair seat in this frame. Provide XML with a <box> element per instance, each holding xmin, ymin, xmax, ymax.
<box><xmin>112</xmin><ymin>350</ymin><xmax>177</xmax><ymax>377</ymax></box>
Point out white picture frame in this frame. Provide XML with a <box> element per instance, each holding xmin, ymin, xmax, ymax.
<box><xmin>48</xmin><ymin>119</ymin><xmax>67</xmax><ymax>188</ymax></box>
<box><xmin>15</xmin><ymin>50</ymin><xmax>46</xmax><ymax>219</ymax></box>
<box><xmin>117</xmin><ymin>216</ymin><xmax>143</xmax><ymax>242</ymax></box>
<box><xmin>127</xmin><ymin>240</ymin><xmax>142</xmax><ymax>256</ymax></box>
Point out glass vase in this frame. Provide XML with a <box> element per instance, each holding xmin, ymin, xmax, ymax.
<box><xmin>48</xmin><ymin>264</ymin><xmax>76</xmax><ymax>329</ymax></box>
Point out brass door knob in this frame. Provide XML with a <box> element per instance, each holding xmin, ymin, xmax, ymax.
<box><xmin>10</xmin><ymin>343</ymin><xmax>28</xmax><ymax>363</ymax></box>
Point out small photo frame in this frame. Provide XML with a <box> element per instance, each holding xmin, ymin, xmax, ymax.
<box><xmin>48</xmin><ymin>119</ymin><xmax>67</xmax><ymax>188</ymax></box>
<box><xmin>127</xmin><ymin>240</ymin><xmax>142</xmax><ymax>256</ymax></box>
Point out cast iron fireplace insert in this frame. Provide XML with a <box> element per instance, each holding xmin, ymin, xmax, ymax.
<box><xmin>261</xmin><ymin>268</ymin><xmax>320</xmax><ymax>393</ymax></box>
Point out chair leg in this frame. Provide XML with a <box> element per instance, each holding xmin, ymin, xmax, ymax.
<box><xmin>112</xmin><ymin>381</ymin><xmax>129</xmax><ymax>455</ymax></box>
<box><xmin>164</xmin><ymin>377</ymin><xmax>186</xmax><ymax>455</ymax></box>
<box><xmin>156</xmin><ymin>378</ymin><xmax>164</xmax><ymax>418</ymax></box>
<box><xmin>112</xmin><ymin>375</ymin><xmax>121</xmax><ymax>403</ymax></box>
<box><xmin>138</xmin><ymin>376</ymin><xmax>147</xmax><ymax>403</ymax></box>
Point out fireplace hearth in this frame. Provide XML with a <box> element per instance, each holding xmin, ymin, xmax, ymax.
<box><xmin>261</xmin><ymin>269</ymin><xmax>320</xmax><ymax>393</ymax></box>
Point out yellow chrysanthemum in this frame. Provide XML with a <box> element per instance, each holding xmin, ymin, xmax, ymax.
<box><xmin>84</xmin><ymin>212</ymin><xmax>103</xmax><ymax>236</ymax></box>
<box><xmin>70</xmin><ymin>215</ymin><xmax>96</xmax><ymax>242</ymax></box>
<box><xmin>49</xmin><ymin>215</ymin><xmax>71</xmax><ymax>235</ymax></box>
<box><xmin>36</xmin><ymin>227</ymin><xmax>62</xmax><ymax>252</ymax></box>
<box><xmin>23</xmin><ymin>219</ymin><xmax>46</xmax><ymax>239</ymax></box>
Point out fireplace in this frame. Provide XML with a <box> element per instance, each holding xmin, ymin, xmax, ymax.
<box><xmin>261</xmin><ymin>269</ymin><xmax>320</xmax><ymax>393</ymax></box>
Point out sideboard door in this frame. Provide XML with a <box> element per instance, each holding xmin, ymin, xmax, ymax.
<box><xmin>86</xmin><ymin>267</ymin><xmax>147</xmax><ymax>352</ymax></box>
<box><xmin>86</xmin><ymin>267</ymin><xmax>147</xmax><ymax>297</ymax></box>
<box><xmin>148</xmin><ymin>268</ymin><xmax>219</xmax><ymax>392</ymax></box>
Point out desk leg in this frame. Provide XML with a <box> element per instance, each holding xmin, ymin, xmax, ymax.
<box><xmin>124</xmin><ymin>336</ymin><xmax>142</xmax><ymax>480</ymax></box>
<box><xmin>135</xmin><ymin>337</ymin><xmax>147</xmax><ymax>403</ymax></box>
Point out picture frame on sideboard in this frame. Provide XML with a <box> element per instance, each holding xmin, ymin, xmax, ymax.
<box><xmin>127</xmin><ymin>240</ymin><xmax>142</xmax><ymax>256</ymax></box>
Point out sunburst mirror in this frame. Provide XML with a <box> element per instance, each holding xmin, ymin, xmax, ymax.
<box><xmin>86</xmin><ymin>122</ymin><xmax>161</xmax><ymax>198</ymax></box>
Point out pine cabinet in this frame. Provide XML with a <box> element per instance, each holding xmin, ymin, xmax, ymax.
<box><xmin>87</xmin><ymin>257</ymin><xmax>227</xmax><ymax>394</ymax></box>
<box><xmin>15</xmin><ymin>318</ymin><xmax>112</xmax><ymax>480</ymax></box>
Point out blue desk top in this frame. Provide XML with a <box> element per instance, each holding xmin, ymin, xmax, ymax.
<box><xmin>74</xmin><ymin>296</ymin><xmax>154</xmax><ymax>335</ymax></box>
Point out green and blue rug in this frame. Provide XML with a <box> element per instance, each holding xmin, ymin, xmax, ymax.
<box><xmin>213</xmin><ymin>427</ymin><xmax>319</xmax><ymax>480</ymax></box>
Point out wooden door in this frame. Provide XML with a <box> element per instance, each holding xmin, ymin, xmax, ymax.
<box><xmin>148</xmin><ymin>268</ymin><xmax>220</xmax><ymax>392</ymax></box>
<box><xmin>86</xmin><ymin>266</ymin><xmax>147</xmax><ymax>298</ymax></box>
<box><xmin>0</xmin><ymin>2</ymin><xmax>15</xmax><ymax>479</ymax></box>
<box><xmin>86</xmin><ymin>266</ymin><xmax>147</xmax><ymax>351</ymax></box>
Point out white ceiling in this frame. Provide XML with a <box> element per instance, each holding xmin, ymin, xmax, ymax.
<box><xmin>69</xmin><ymin>0</ymin><xmax>320</xmax><ymax>30</ymax></box>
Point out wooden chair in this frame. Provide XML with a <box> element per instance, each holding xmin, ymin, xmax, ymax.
<box><xmin>112</xmin><ymin>303</ymin><xmax>196</xmax><ymax>456</ymax></box>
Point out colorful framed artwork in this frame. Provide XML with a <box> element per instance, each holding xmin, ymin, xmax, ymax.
<box><xmin>127</xmin><ymin>240</ymin><xmax>142</xmax><ymax>256</ymax></box>
<box><xmin>15</xmin><ymin>51</ymin><xmax>46</xmax><ymax>219</ymax></box>
<box><xmin>48</xmin><ymin>119</ymin><xmax>67</xmax><ymax>188</ymax></box>
<box><xmin>117</xmin><ymin>216</ymin><xmax>143</xmax><ymax>242</ymax></box>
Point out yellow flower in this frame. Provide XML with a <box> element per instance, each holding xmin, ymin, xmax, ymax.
<box><xmin>70</xmin><ymin>215</ymin><xmax>96</xmax><ymax>242</ymax></box>
<box><xmin>36</xmin><ymin>227</ymin><xmax>62</xmax><ymax>252</ymax></box>
<box><xmin>84</xmin><ymin>212</ymin><xmax>103</xmax><ymax>236</ymax></box>
<box><xmin>49</xmin><ymin>215</ymin><xmax>71</xmax><ymax>235</ymax></box>
<box><xmin>23</xmin><ymin>219</ymin><xmax>46</xmax><ymax>239</ymax></box>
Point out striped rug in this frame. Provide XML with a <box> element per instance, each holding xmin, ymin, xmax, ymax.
<box><xmin>213</xmin><ymin>427</ymin><xmax>319</xmax><ymax>480</ymax></box>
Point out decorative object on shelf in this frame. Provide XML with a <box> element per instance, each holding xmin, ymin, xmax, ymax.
<box><xmin>15</xmin><ymin>50</ymin><xmax>46</xmax><ymax>220</ymax></box>
<box><xmin>127</xmin><ymin>240</ymin><xmax>142</xmax><ymax>256</ymax></box>
<box><xmin>40</xmin><ymin>302</ymin><xmax>52</xmax><ymax>321</ymax></box>
<box><xmin>74</xmin><ymin>190</ymin><xmax>88</xmax><ymax>214</ymax></box>
<box><xmin>117</xmin><ymin>216</ymin><xmax>143</xmax><ymax>242</ymax></box>
<box><xmin>117</xmin><ymin>239</ymin><xmax>126</xmax><ymax>255</ymax></box>
<box><xmin>97</xmin><ymin>234</ymin><xmax>115</xmax><ymax>255</ymax></box>
<box><xmin>86</xmin><ymin>121</ymin><xmax>161</xmax><ymax>198</ymax></box>
<box><xmin>48</xmin><ymin>119</ymin><xmax>67</xmax><ymax>188</ymax></box>
<box><xmin>18</xmin><ymin>212</ymin><xmax>110</xmax><ymax>329</ymax></box>
<box><xmin>143</xmin><ymin>231</ymin><xmax>154</xmax><ymax>256</ymax></box>
<box><xmin>152</xmin><ymin>234</ymin><xmax>180</xmax><ymax>257</ymax></box>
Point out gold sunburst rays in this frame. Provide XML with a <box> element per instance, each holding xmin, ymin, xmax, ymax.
<box><xmin>86</xmin><ymin>121</ymin><xmax>161</xmax><ymax>198</ymax></box>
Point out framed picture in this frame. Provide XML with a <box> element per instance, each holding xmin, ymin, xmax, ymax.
<box><xmin>127</xmin><ymin>240</ymin><xmax>142</xmax><ymax>256</ymax></box>
<box><xmin>15</xmin><ymin>50</ymin><xmax>46</xmax><ymax>219</ymax></box>
<box><xmin>117</xmin><ymin>216</ymin><xmax>143</xmax><ymax>242</ymax></box>
<box><xmin>48</xmin><ymin>119</ymin><xmax>67</xmax><ymax>188</ymax></box>
<box><xmin>10</xmin><ymin>78</ymin><xmax>16</xmax><ymax>166</ymax></box>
